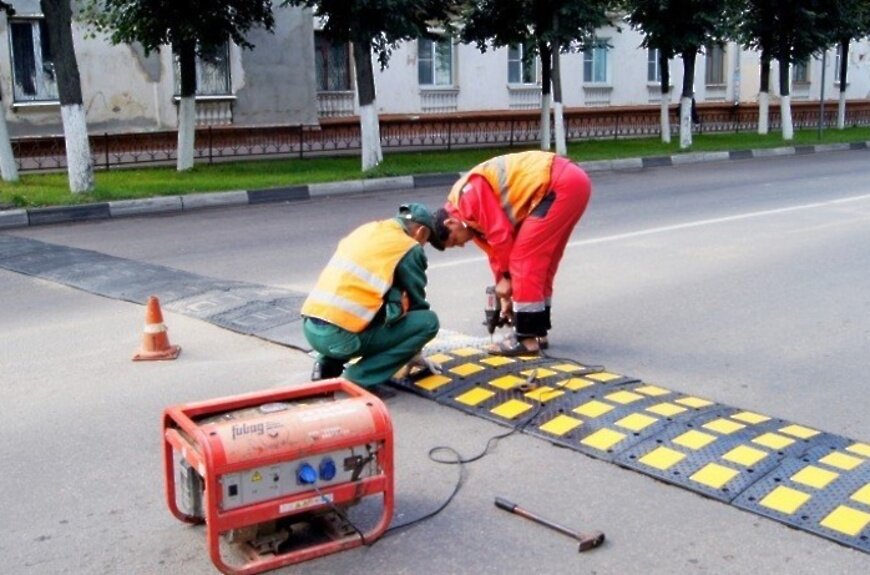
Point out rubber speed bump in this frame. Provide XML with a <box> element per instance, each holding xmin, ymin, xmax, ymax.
<box><xmin>734</xmin><ymin>443</ymin><xmax>870</xmax><ymax>551</ymax></box>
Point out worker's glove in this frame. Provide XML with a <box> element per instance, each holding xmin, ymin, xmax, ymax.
<box><xmin>410</xmin><ymin>352</ymin><xmax>443</xmax><ymax>375</ymax></box>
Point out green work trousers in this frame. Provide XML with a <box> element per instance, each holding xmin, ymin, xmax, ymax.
<box><xmin>303</xmin><ymin>310</ymin><xmax>439</xmax><ymax>388</ymax></box>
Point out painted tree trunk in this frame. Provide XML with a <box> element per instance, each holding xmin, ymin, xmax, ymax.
<box><xmin>40</xmin><ymin>0</ymin><xmax>93</xmax><ymax>193</ymax></box>
<box><xmin>353</xmin><ymin>40</ymin><xmax>382</xmax><ymax>171</ymax></box>
<box><xmin>0</xmin><ymin>90</ymin><xmax>19</xmax><ymax>182</ymax></box>
<box><xmin>837</xmin><ymin>39</ymin><xmax>849</xmax><ymax>130</ymax></box>
<box><xmin>679</xmin><ymin>50</ymin><xmax>696</xmax><ymax>149</ymax></box>
<box><xmin>176</xmin><ymin>39</ymin><xmax>197</xmax><ymax>171</ymax></box>
<box><xmin>758</xmin><ymin>52</ymin><xmax>770</xmax><ymax>134</ymax></box>
<box><xmin>539</xmin><ymin>42</ymin><xmax>551</xmax><ymax>151</ymax></box>
<box><xmin>551</xmin><ymin>41</ymin><xmax>566</xmax><ymax>156</ymax></box>
<box><xmin>659</xmin><ymin>53</ymin><xmax>671</xmax><ymax>144</ymax></box>
<box><xmin>779</xmin><ymin>60</ymin><xmax>793</xmax><ymax>140</ymax></box>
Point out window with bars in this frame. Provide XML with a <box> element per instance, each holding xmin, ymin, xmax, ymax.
<box><xmin>508</xmin><ymin>43</ymin><xmax>537</xmax><ymax>84</ymax></box>
<box><xmin>8</xmin><ymin>18</ymin><xmax>58</xmax><ymax>103</ymax></box>
<box><xmin>174</xmin><ymin>42</ymin><xmax>231</xmax><ymax>96</ymax></box>
<box><xmin>418</xmin><ymin>37</ymin><xmax>454</xmax><ymax>86</ymax></box>
<box><xmin>793</xmin><ymin>59</ymin><xmax>809</xmax><ymax>84</ymax></box>
<box><xmin>705</xmin><ymin>44</ymin><xmax>725</xmax><ymax>85</ymax></box>
<box><xmin>314</xmin><ymin>32</ymin><xmax>351</xmax><ymax>91</ymax></box>
<box><xmin>583</xmin><ymin>39</ymin><xmax>609</xmax><ymax>84</ymax></box>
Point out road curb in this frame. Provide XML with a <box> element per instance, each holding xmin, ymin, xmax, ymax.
<box><xmin>3</xmin><ymin>141</ymin><xmax>868</xmax><ymax>230</ymax></box>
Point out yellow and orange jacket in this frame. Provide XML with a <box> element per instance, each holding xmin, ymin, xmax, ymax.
<box><xmin>301</xmin><ymin>219</ymin><xmax>420</xmax><ymax>333</ymax></box>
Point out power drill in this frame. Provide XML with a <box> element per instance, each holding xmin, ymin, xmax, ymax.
<box><xmin>484</xmin><ymin>285</ymin><xmax>511</xmax><ymax>337</ymax></box>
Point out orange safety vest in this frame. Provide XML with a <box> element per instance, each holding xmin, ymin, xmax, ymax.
<box><xmin>447</xmin><ymin>151</ymin><xmax>555</xmax><ymax>227</ymax></box>
<box><xmin>301</xmin><ymin>219</ymin><xmax>418</xmax><ymax>332</ymax></box>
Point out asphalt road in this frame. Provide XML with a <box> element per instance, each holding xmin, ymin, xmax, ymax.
<box><xmin>2</xmin><ymin>150</ymin><xmax>870</xmax><ymax>574</ymax></box>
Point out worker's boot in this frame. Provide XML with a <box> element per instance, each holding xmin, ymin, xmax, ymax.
<box><xmin>311</xmin><ymin>356</ymin><xmax>344</xmax><ymax>381</ymax></box>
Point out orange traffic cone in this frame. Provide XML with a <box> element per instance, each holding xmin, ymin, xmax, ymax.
<box><xmin>133</xmin><ymin>296</ymin><xmax>181</xmax><ymax>361</ymax></box>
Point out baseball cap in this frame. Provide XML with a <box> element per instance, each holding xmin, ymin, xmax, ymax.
<box><xmin>397</xmin><ymin>203</ymin><xmax>445</xmax><ymax>251</ymax></box>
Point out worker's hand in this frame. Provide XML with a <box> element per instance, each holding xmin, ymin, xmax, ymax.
<box><xmin>495</xmin><ymin>276</ymin><xmax>512</xmax><ymax>300</ymax></box>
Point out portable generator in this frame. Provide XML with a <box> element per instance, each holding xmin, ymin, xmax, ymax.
<box><xmin>162</xmin><ymin>379</ymin><xmax>394</xmax><ymax>575</ymax></box>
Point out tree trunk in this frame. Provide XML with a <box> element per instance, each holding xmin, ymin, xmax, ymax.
<box><xmin>758</xmin><ymin>51</ymin><xmax>770</xmax><ymax>135</ymax></box>
<box><xmin>539</xmin><ymin>41</ymin><xmax>551</xmax><ymax>151</ymax></box>
<box><xmin>779</xmin><ymin>59</ymin><xmax>793</xmax><ymax>140</ymax></box>
<box><xmin>679</xmin><ymin>49</ymin><xmax>696</xmax><ymax>149</ymax></box>
<box><xmin>40</xmin><ymin>0</ymin><xmax>93</xmax><ymax>193</ymax></box>
<box><xmin>0</xmin><ymin>88</ymin><xmax>19</xmax><ymax>182</ymax></box>
<box><xmin>353</xmin><ymin>40</ymin><xmax>382</xmax><ymax>171</ymax></box>
<box><xmin>837</xmin><ymin>38</ymin><xmax>849</xmax><ymax>129</ymax></box>
<box><xmin>176</xmin><ymin>38</ymin><xmax>197</xmax><ymax>171</ymax></box>
<box><xmin>659</xmin><ymin>51</ymin><xmax>671</xmax><ymax>144</ymax></box>
<box><xmin>551</xmin><ymin>46</ymin><xmax>565</xmax><ymax>155</ymax></box>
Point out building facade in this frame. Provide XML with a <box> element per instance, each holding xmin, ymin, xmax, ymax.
<box><xmin>3</xmin><ymin>4</ymin><xmax>870</xmax><ymax>138</ymax></box>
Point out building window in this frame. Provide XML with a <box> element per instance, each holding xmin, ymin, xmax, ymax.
<box><xmin>8</xmin><ymin>18</ymin><xmax>58</xmax><ymax>103</ymax></box>
<box><xmin>174</xmin><ymin>42</ymin><xmax>231</xmax><ymax>96</ymax></box>
<box><xmin>418</xmin><ymin>37</ymin><xmax>453</xmax><ymax>86</ymax></box>
<box><xmin>508</xmin><ymin>43</ymin><xmax>537</xmax><ymax>84</ymax></box>
<box><xmin>705</xmin><ymin>44</ymin><xmax>725</xmax><ymax>85</ymax></box>
<box><xmin>314</xmin><ymin>32</ymin><xmax>351</xmax><ymax>91</ymax></box>
<box><xmin>647</xmin><ymin>48</ymin><xmax>660</xmax><ymax>83</ymax></box>
<box><xmin>793</xmin><ymin>59</ymin><xmax>809</xmax><ymax>84</ymax></box>
<box><xmin>834</xmin><ymin>45</ymin><xmax>843</xmax><ymax>85</ymax></box>
<box><xmin>583</xmin><ymin>39</ymin><xmax>609</xmax><ymax>84</ymax></box>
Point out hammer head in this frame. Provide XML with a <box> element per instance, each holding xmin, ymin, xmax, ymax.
<box><xmin>578</xmin><ymin>531</ymin><xmax>605</xmax><ymax>552</ymax></box>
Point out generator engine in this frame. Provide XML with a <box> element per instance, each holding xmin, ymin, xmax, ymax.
<box><xmin>162</xmin><ymin>379</ymin><xmax>394</xmax><ymax>575</ymax></box>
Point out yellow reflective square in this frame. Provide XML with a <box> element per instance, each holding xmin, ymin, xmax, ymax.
<box><xmin>675</xmin><ymin>396</ymin><xmax>714</xmax><ymax>409</ymax></box>
<box><xmin>702</xmin><ymin>418</ymin><xmax>746</xmax><ymax>435</ymax></box>
<box><xmin>820</xmin><ymin>505</ymin><xmax>870</xmax><ymax>537</ymax></box>
<box><xmin>759</xmin><ymin>486</ymin><xmax>811</xmax><ymax>515</ymax></box>
<box><xmin>450</xmin><ymin>363</ymin><xmax>485</xmax><ymax>377</ymax></box>
<box><xmin>722</xmin><ymin>445</ymin><xmax>769</xmax><ymax>467</ymax></box>
<box><xmin>521</xmin><ymin>367</ymin><xmax>557</xmax><ymax>379</ymax></box>
<box><xmin>489</xmin><ymin>374</ymin><xmax>526</xmax><ymax>390</ymax></box>
<box><xmin>551</xmin><ymin>363</ymin><xmax>585</xmax><ymax>373</ymax></box>
<box><xmin>673</xmin><ymin>430</ymin><xmax>718</xmax><ymax>450</ymax></box>
<box><xmin>819</xmin><ymin>452</ymin><xmax>864</xmax><ymax>471</ymax></box>
<box><xmin>524</xmin><ymin>386</ymin><xmax>565</xmax><ymax>403</ymax></box>
<box><xmin>426</xmin><ymin>353</ymin><xmax>454</xmax><ymax>365</ymax></box>
<box><xmin>846</xmin><ymin>443</ymin><xmax>870</xmax><ymax>458</ymax></box>
<box><xmin>604</xmin><ymin>390</ymin><xmax>644</xmax><ymax>405</ymax></box>
<box><xmin>415</xmin><ymin>374</ymin><xmax>453</xmax><ymax>392</ymax></box>
<box><xmin>690</xmin><ymin>463</ymin><xmax>739</xmax><ymax>489</ymax></box>
<box><xmin>452</xmin><ymin>347</ymin><xmax>483</xmax><ymax>357</ymax></box>
<box><xmin>646</xmin><ymin>402</ymin><xmax>688</xmax><ymax>417</ymax></box>
<box><xmin>778</xmin><ymin>424</ymin><xmax>820</xmax><ymax>439</ymax></box>
<box><xmin>752</xmin><ymin>432</ymin><xmax>795</xmax><ymax>450</ymax></box>
<box><xmin>539</xmin><ymin>414</ymin><xmax>582</xmax><ymax>436</ymax></box>
<box><xmin>491</xmin><ymin>399</ymin><xmax>533</xmax><ymax>420</ymax></box>
<box><xmin>455</xmin><ymin>387</ymin><xmax>494</xmax><ymax>406</ymax></box>
<box><xmin>731</xmin><ymin>411</ymin><xmax>771</xmax><ymax>425</ymax></box>
<box><xmin>638</xmin><ymin>446</ymin><xmax>686</xmax><ymax>470</ymax></box>
<box><xmin>580</xmin><ymin>428</ymin><xmax>626</xmax><ymax>451</ymax></box>
<box><xmin>561</xmin><ymin>377</ymin><xmax>595</xmax><ymax>391</ymax></box>
<box><xmin>573</xmin><ymin>400</ymin><xmax>614</xmax><ymax>418</ymax></box>
<box><xmin>791</xmin><ymin>465</ymin><xmax>840</xmax><ymax>489</ymax></box>
<box><xmin>615</xmin><ymin>413</ymin><xmax>658</xmax><ymax>432</ymax></box>
<box><xmin>481</xmin><ymin>356</ymin><xmax>516</xmax><ymax>367</ymax></box>
<box><xmin>850</xmin><ymin>483</ymin><xmax>870</xmax><ymax>506</ymax></box>
<box><xmin>635</xmin><ymin>385</ymin><xmax>671</xmax><ymax>397</ymax></box>
<box><xmin>587</xmin><ymin>372</ymin><xmax>621</xmax><ymax>382</ymax></box>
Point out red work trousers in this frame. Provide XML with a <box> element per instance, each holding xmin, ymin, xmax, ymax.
<box><xmin>511</xmin><ymin>157</ymin><xmax>591</xmax><ymax>337</ymax></box>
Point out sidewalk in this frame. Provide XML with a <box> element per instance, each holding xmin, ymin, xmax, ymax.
<box><xmin>1</xmin><ymin>141</ymin><xmax>865</xmax><ymax>230</ymax></box>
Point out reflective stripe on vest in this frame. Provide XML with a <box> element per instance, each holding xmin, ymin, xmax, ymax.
<box><xmin>301</xmin><ymin>219</ymin><xmax>417</xmax><ymax>332</ymax></box>
<box><xmin>448</xmin><ymin>151</ymin><xmax>555</xmax><ymax>226</ymax></box>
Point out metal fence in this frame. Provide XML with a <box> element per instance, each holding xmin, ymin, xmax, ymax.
<box><xmin>12</xmin><ymin>101</ymin><xmax>870</xmax><ymax>172</ymax></box>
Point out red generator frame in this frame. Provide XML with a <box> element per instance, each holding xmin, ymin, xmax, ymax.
<box><xmin>162</xmin><ymin>379</ymin><xmax>394</xmax><ymax>575</ymax></box>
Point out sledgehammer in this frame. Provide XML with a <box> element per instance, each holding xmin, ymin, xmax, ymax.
<box><xmin>494</xmin><ymin>497</ymin><xmax>605</xmax><ymax>552</ymax></box>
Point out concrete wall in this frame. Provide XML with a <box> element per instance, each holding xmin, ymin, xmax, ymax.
<box><xmin>0</xmin><ymin>2</ymin><xmax>317</xmax><ymax>136</ymax></box>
